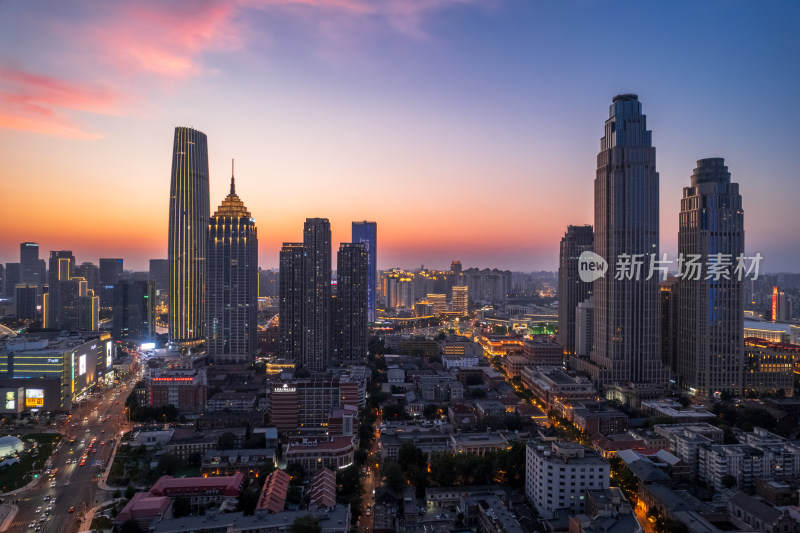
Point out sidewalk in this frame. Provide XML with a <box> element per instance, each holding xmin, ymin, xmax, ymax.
<box><xmin>78</xmin><ymin>498</ymin><xmax>123</xmax><ymax>533</ymax></box>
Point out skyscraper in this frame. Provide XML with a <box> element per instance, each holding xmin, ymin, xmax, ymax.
<box><xmin>75</xmin><ymin>262</ymin><xmax>99</xmax><ymax>296</ymax></box>
<box><xmin>3</xmin><ymin>263</ymin><xmax>19</xmax><ymax>299</ymax></box>
<box><xmin>451</xmin><ymin>285</ymin><xmax>469</xmax><ymax>316</ymax></box>
<box><xmin>558</xmin><ymin>225</ymin><xmax>594</xmax><ymax>355</ymax></box>
<box><xmin>572</xmin><ymin>95</ymin><xmax>666</xmax><ymax>398</ymax></box>
<box><xmin>99</xmin><ymin>258</ymin><xmax>123</xmax><ymax>308</ymax></box>
<box><xmin>303</xmin><ymin>218</ymin><xmax>331</xmax><ymax>371</ymax></box>
<box><xmin>168</xmin><ymin>126</ymin><xmax>210</xmax><ymax>350</ymax></box>
<box><xmin>206</xmin><ymin>169</ymin><xmax>258</xmax><ymax>365</ymax></box>
<box><xmin>676</xmin><ymin>158</ymin><xmax>744</xmax><ymax>397</ymax></box>
<box><xmin>333</xmin><ymin>242</ymin><xmax>368</xmax><ymax>366</ymax></box>
<box><xmin>149</xmin><ymin>259</ymin><xmax>169</xmax><ymax>292</ymax></box>
<box><xmin>352</xmin><ymin>221</ymin><xmax>377</xmax><ymax>323</ymax></box>
<box><xmin>113</xmin><ymin>280</ymin><xmax>156</xmax><ymax>340</ymax></box>
<box><xmin>20</xmin><ymin>242</ymin><xmax>41</xmax><ymax>285</ymax></box>
<box><xmin>44</xmin><ymin>250</ymin><xmax>74</xmax><ymax>329</ymax></box>
<box><xmin>279</xmin><ymin>242</ymin><xmax>304</xmax><ymax>362</ymax></box>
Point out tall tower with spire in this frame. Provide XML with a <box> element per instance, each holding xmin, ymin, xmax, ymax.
<box><xmin>168</xmin><ymin>126</ymin><xmax>210</xmax><ymax>350</ymax></box>
<box><xmin>206</xmin><ymin>160</ymin><xmax>258</xmax><ymax>365</ymax></box>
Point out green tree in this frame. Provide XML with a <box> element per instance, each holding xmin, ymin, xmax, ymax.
<box><xmin>423</xmin><ymin>403</ymin><xmax>441</xmax><ymax>420</ymax></box>
<box><xmin>286</xmin><ymin>463</ymin><xmax>305</xmax><ymax>485</ymax></box>
<box><xmin>125</xmin><ymin>484</ymin><xmax>136</xmax><ymax>499</ymax></box>
<box><xmin>382</xmin><ymin>461</ymin><xmax>405</xmax><ymax>492</ymax></box>
<box><xmin>290</xmin><ymin>515</ymin><xmax>321</xmax><ymax>533</ymax></box>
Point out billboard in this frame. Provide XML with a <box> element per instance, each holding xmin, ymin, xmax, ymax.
<box><xmin>26</xmin><ymin>389</ymin><xmax>44</xmax><ymax>407</ymax></box>
<box><xmin>79</xmin><ymin>354</ymin><xmax>86</xmax><ymax>376</ymax></box>
<box><xmin>106</xmin><ymin>342</ymin><xmax>112</xmax><ymax>368</ymax></box>
<box><xmin>140</xmin><ymin>342</ymin><xmax>156</xmax><ymax>351</ymax></box>
<box><xmin>5</xmin><ymin>391</ymin><xmax>15</xmax><ymax>410</ymax></box>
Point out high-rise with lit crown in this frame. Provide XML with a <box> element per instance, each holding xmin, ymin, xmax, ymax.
<box><xmin>677</xmin><ymin>158</ymin><xmax>744</xmax><ymax>397</ymax></box>
<box><xmin>303</xmin><ymin>218</ymin><xmax>331</xmax><ymax>371</ymax></box>
<box><xmin>168</xmin><ymin>126</ymin><xmax>210</xmax><ymax>350</ymax></box>
<box><xmin>572</xmin><ymin>95</ymin><xmax>667</xmax><ymax>397</ymax></box>
<box><xmin>351</xmin><ymin>221</ymin><xmax>377</xmax><ymax>323</ymax></box>
<box><xmin>206</xmin><ymin>165</ymin><xmax>258</xmax><ymax>365</ymax></box>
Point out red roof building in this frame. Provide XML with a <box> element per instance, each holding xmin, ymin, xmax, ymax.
<box><xmin>309</xmin><ymin>467</ymin><xmax>337</xmax><ymax>509</ymax></box>
<box><xmin>256</xmin><ymin>469</ymin><xmax>290</xmax><ymax>513</ymax></box>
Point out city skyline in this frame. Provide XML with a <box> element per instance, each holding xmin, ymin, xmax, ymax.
<box><xmin>1</xmin><ymin>1</ymin><xmax>798</xmax><ymax>272</ymax></box>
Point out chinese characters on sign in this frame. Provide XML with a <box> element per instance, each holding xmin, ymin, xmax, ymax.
<box><xmin>579</xmin><ymin>251</ymin><xmax>762</xmax><ymax>283</ymax></box>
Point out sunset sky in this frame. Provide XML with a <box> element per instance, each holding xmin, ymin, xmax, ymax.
<box><xmin>1</xmin><ymin>0</ymin><xmax>798</xmax><ymax>273</ymax></box>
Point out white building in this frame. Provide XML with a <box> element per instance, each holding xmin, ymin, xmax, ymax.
<box><xmin>525</xmin><ymin>441</ymin><xmax>610</xmax><ymax>519</ymax></box>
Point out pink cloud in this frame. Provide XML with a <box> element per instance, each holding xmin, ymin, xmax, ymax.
<box><xmin>0</xmin><ymin>66</ymin><xmax>118</xmax><ymax>139</ymax></box>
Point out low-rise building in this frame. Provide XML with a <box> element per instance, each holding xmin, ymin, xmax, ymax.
<box><xmin>525</xmin><ymin>441</ymin><xmax>610</xmax><ymax>519</ymax></box>
<box><xmin>256</xmin><ymin>469</ymin><xmax>290</xmax><ymax>513</ymax></box>
<box><xmin>572</xmin><ymin>407</ymin><xmax>628</xmax><ymax>435</ymax></box>
<box><xmin>149</xmin><ymin>473</ymin><xmax>244</xmax><ymax>507</ymax></box>
<box><xmin>284</xmin><ymin>436</ymin><xmax>354</xmax><ymax>472</ymax></box>
<box><xmin>206</xmin><ymin>391</ymin><xmax>259</xmax><ymax>412</ymax></box>
<box><xmin>152</xmin><ymin>505</ymin><xmax>351</xmax><ymax>533</ymax></box>
<box><xmin>450</xmin><ymin>432</ymin><xmax>511</xmax><ymax>456</ymax></box>
<box><xmin>521</xmin><ymin>366</ymin><xmax>596</xmax><ymax>409</ymax></box>
<box><xmin>201</xmin><ymin>448</ymin><xmax>276</xmax><ymax>479</ymax></box>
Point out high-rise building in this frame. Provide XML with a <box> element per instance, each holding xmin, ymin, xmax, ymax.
<box><xmin>676</xmin><ymin>158</ymin><xmax>744</xmax><ymax>397</ymax></box>
<box><xmin>279</xmin><ymin>243</ymin><xmax>304</xmax><ymax>361</ymax></box>
<box><xmin>575</xmin><ymin>297</ymin><xmax>594</xmax><ymax>357</ymax></box>
<box><xmin>572</xmin><ymin>95</ymin><xmax>666</xmax><ymax>397</ymax></box>
<box><xmin>20</xmin><ymin>242</ymin><xmax>41</xmax><ymax>285</ymax></box>
<box><xmin>303</xmin><ymin>218</ymin><xmax>332</xmax><ymax>371</ymax></box>
<box><xmin>4</xmin><ymin>263</ymin><xmax>20</xmax><ymax>299</ymax></box>
<box><xmin>659</xmin><ymin>278</ymin><xmax>679</xmax><ymax>379</ymax></box>
<box><xmin>351</xmin><ymin>221</ymin><xmax>377</xmax><ymax>323</ymax></box>
<box><xmin>113</xmin><ymin>280</ymin><xmax>156</xmax><ymax>340</ymax></box>
<box><xmin>333</xmin><ymin>243</ymin><xmax>368</xmax><ymax>366</ymax></box>
<box><xmin>74</xmin><ymin>262</ymin><xmax>99</xmax><ymax>296</ymax></box>
<box><xmin>167</xmin><ymin>126</ymin><xmax>210</xmax><ymax>350</ymax></box>
<box><xmin>206</xmin><ymin>171</ymin><xmax>258</xmax><ymax>365</ymax></box>
<box><xmin>149</xmin><ymin>259</ymin><xmax>169</xmax><ymax>292</ymax></box>
<box><xmin>15</xmin><ymin>285</ymin><xmax>38</xmax><ymax>320</ymax></box>
<box><xmin>44</xmin><ymin>251</ymin><xmax>75</xmax><ymax>330</ymax></box>
<box><xmin>771</xmin><ymin>287</ymin><xmax>792</xmax><ymax>322</ymax></box>
<box><xmin>558</xmin><ymin>225</ymin><xmax>594</xmax><ymax>355</ymax></box>
<box><xmin>0</xmin><ymin>264</ymin><xmax>5</xmax><ymax>297</ymax></box>
<box><xmin>451</xmin><ymin>285</ymin><xmax>468</xmax><ymax>316</ymax></box>
<box><xmin>99</xmin><ymin>258</ymin><xmax>123</xmax><ymax>308</ymax></box>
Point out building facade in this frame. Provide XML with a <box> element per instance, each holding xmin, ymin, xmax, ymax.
<box><xmin>352</xmin><ymin>221</ymin><xmax>377</xmax><ymax>323</ymax></box>
<box><xmin>573</xmin><ymin>94</ymin><xmax>667</xmax><ymax>396</ymax></box>
<box><xmin>113</xmin><ymin>280</ymin><xmax>156</xmax><ymax>341</ymax></box>
<box><xmin>558</xmin><ymin>225</ymin><xmax>594</xmax><ymax>355</ymax></box>
<box><xmin>206</xmin><ymin>173</ymin><xmax>258</xmax><ymax>365</ymax></box>
<box><xmin>278</xmin><ymin>243</ymin><xmax>304</xmax><ymax>362</ymax></box>
<box><xmin>303</xmin><ymin>218</ymin><xmax>331</xmax><ymax>371</ymax></box>
<box><xmin>676</xmin><ymin>158</ymin><xmax>744</xmax><ymax>397</ymax></box>
<box><xmin>333</xmin><ymin>243</ymin><xmax>368</xmax><ymax>366</ymax></box>
<box><xmin>167</xmin><ymin>126</ymin><xmax>210</xmax><ymax>350</ymax></box>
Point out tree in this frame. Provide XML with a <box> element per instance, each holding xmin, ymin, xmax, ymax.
<box><xmin>290</xmin><ymin>515</ymin><xmax>321</xmax><ymax>533</ymax></box>
<box><xmin>287</xmin><ymin>485</ymin><xmax>303</xmax><ymax>505</ymax></box>
<box><xmin>423</xmin><ymin>403</ymin><xmax>441</xmax><ymax>420</ymax></box>
<box><xmin>721</xmin><ymin>474</ymin><xmax>737</xmax><ymax>489</ymax></box>
<box><xmin>217</xmin><ymin>432</ymin><xmax>237</xmax><ymax>450</ymax></box>
<box><xmin>382</xmin><ymin>461</ymin><xmax>405</xmax><ymax>492</ymax></box>
<box><xmin>286</xmin><ymin>462</ymin><xmax>305</xmax><ymax>485</ymax></box>
<box><xmin>125</xmin><ymin>484</ymin><xmax>136</xmax><ymax>499</ymax></box>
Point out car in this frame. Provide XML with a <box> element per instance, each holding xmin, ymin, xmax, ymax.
<box><xmin>35</xmin><ymin>507</ymin><xmax>41</xmax><ymax>514</ymax></box>
<box><xmin>67</xmin><ymin>507</ymin><xmax>75</xmax><ymax>513</ymax></box>
<box><xmin>28</xmin><ymin>521</ymin><xmax>36</xmax><ymax>528</ymax></box>
<box><xmin>49</xmin><ymin>481</ymin><xmax>56</xmax><ymax>487</ymax></box>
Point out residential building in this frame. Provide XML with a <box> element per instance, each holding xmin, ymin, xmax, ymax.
<box><xmin>278</xmin><ymin>242</ymin><xmax>304</xmax><ymax>361</ymax></box>
<box><xmin>113</xmin><ymin>280</ymin><xmax>155</xmax><ymax>341</ymax></box>
<box><xmin>352</xmin><ymin>221</ymin><xmax>377</xmax><ymax>323</ymax></box>
<box><xmin>525</xmin><ymin>441</ymin><xmax>610</xmax><ymax>519</ymax></box>
<box><xmin>99</xmin><ymin>258</ymin><xmax>123</xmax><ymax>308</ymax></box>
<box><xmin>284</xmin><ymin>435</ymin><xmax>354</xmax><ymax>471</ymax></box>
<box><xmin>333</xmin><ymin>242</ymin><xmax>368</xmax><ymax>366</ymax></box>
<box><xmin>303</xmin><ymin>218</ymin><xmax>331</xmax><ymax>371</ymax></box>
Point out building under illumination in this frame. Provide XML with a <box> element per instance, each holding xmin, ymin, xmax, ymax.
<box><xmin>279</xmin><ymin>243</ymin><xmax>304</xmax><ymax>361</ymax></box>
<box><xmin>303</xmin><ymin>218</ymin><xmax>331</xmax><ymax>371</ymax></box>
<box><xmin>558</xmin><ymin>225</ymin><xmax>593</xmax><ymax>355</ymax></box>
<box><xmin>206</xmin><ymin>171</ymin><xmax>258</xmax><ymax>365</ymax></box>
<box><xmin>167</xmin><ymin>126</ymin><xmax>210</xmax><ymax>350</ymax></box>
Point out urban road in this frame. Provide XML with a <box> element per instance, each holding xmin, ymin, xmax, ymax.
<box><xmin>8</xmin><ymin>381</ymin><xmax>133</xmax><ymax>533</ymax></box>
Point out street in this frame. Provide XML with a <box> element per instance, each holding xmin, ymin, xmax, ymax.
<box><xmin>6</xmin><ymin>381</ymin><xmax>133</xmax><ymax>533</ymax></box>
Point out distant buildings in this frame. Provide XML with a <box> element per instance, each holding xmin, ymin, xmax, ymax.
<box><xmin>99</xmin><ymin>258</ymin><xmax>123</xmax><ymax>308</ymax></box>
<box><xmin>113</xmin><ymin>280</ymin><xmax>155</xmax><ymax>341</ymax></box>
<box><xmin>278</xmin><ymin>242</ymin><xmax>304</xmax><ymax>362</ymax></box>
<box><xmin>676</xmin><ymin>158</ymin><xmax>744</xmax><ymax>398</ymax></box>
<box><xmin>352</xmin><ymin>221</ymin><xmax>377</xmax><ymax>323</ymax></box>
<box><xmin>303</xmin><ymin>218</ymin><xmax>332</xmax><ymax>371</ymax></box>
<box><xmin>167</xmin><ymin>126</ymin><xmax>210</xmax><ymax>350</ymax></box>
<box><xmin>206</xmin><ymin>170</ymin><xmax>258</xmax><ymax>365</ymax></box>
<box><xmin>558</xmin><ymin>225</ymin><xmax>593</xmax><ymax>355</ymax></box>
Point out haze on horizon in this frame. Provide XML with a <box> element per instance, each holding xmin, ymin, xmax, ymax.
<box><xmin>1</xmin><ymin>1</ymin><xmax>798</xmax><ymax>273</ymax></box>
